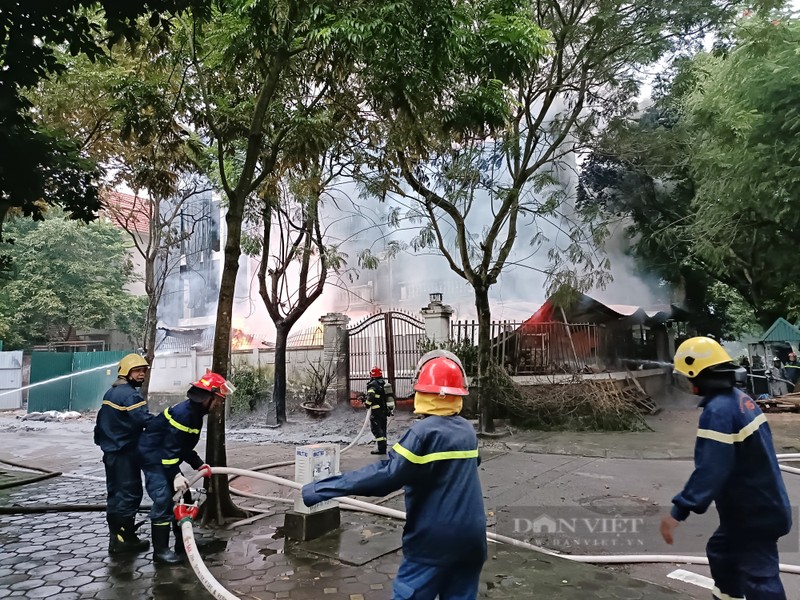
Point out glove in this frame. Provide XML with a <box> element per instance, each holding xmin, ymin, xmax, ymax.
<box><xmin>301</xmin><ymin>482</ymin><xmax>323</xmax><ymax>507</ymax></box>
<box><xmin>173</xmin><ymin>473</ymin><xmax>190</xmax><ymax>494</ymax></box>
<box><xmin>198</xmin><ymin>464</ymin><xmax>212</xmax><ymax>478</ymax></box>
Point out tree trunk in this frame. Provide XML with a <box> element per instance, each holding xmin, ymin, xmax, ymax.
<box><xmin>204</xmin><ymin>195</ymin><xmax>247</xmax><ymax>523</ymax></box>
<box><xmin>140</xmin><ymin>296</ymin><xmax>159</xmax><ymax>397</ymax></box>
<box><xmin>475</xmin><ymin>286</ymin><xmax>495</xmax><ymax>433</ymax></box>
<box><xmin>272</xmin><ymin>323</ymin><xmax>290</xmax><ymax>424</ymax></box>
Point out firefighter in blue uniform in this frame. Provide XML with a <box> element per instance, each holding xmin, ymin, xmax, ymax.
<box><xmin>94</xmin><ymin>353</ymin><xmax>153</xmax><ymax>556</ymax></box>
<box><xmin>662</xmin><ymin>337</ymin><xmax>792</xmax><ymax>600</ymax></box>
<box><xmin>138</xmin><ymin>371</ymin><xmax>232</xmax><ymax>564</ymax></box>
<box><xmin>364</xmin><ymin>366</ymin><xmax>395</xmax><ymax>455</ymax></box>
<box><xmin>304</xmin><ymin>350</ymin><xmax>486</xmax><ymax>600</ymax></box>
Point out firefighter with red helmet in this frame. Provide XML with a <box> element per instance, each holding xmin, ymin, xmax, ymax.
<box><xmin>303</xmin><ymin>350</ymin><xmax>486</xmax><ymax>599</ymax></box>
<box><xmin>138</xmin><ymin>371</ymin><xmax>234</xmax><ymax>564</ymax></box>
<box><xmin>364</xmin><ymin>366</ymin><xmax>395</xmax><ymax>455</ymax></box>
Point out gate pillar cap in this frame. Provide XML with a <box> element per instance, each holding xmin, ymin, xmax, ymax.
<box><xmin>320</xmin><ymin>313</ymin><xmax>350</xmax><ymax>326</ymax></box>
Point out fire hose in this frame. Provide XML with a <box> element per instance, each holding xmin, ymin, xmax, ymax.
<box><xmin>173</xmin><ymin>464</ymin><xmax>800</xmax><ymax>600</ymax></box>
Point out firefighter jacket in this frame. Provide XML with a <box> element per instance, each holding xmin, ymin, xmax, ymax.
<box><xmin>784</xmin><ymin>361</ymin><xmax>800</xmax><ymax>385</ymax></box>
<box><xmin>366</xmin><ymin>377</ymin><xmax>394</xmax><ymax>414</ymax></box>
<box><xmin>671</xmin><ymin>388</ymin><xmax>792</xmax><ymax>539</ymax></box>
<box><xmin>303</xmin><ymin>415</ymin><xmax>487</xmax><ymax>566</ymax></box>
<box><xmin>138</xmin><ymin>399</ymin><xmax>206</xmax><ymax>480</ymax></box>
<box><xmin>94</xmin><ymin>379</ymin><xmax>152</xmax><ymax>454</ymax></box>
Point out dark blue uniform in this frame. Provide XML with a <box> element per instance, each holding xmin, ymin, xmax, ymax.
<box><xmin>671</xmin><ymin>389</ymin><xmax>791</xmax><ymax>600</ymax></box>
<box><xmin>138</xmin><ymin>399</ymin><xmax>206</xmax><ymax>525</ymax></box>
<box><xmin>94</xmin><ymin>380</ymin><xmax>151</xmax><ymax>519</ymax></box>
<box><xmin>303</xmin><ymin>415</ymin><xmax>486</xmax><ymax>600</ymax></box>
<box><xmin>366</xmin><ymin>377</ymin><xmax>390</xmax><ymax>453</ymax></box>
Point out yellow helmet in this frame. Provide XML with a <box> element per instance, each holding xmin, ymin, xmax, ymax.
<box><xmin>118</xmin><ymin>354</ymin><xmax>150</xmax><ymax>377</ymax></box>
<box><xmin>673</xmin><ymin>337</ymin><xmax>732</xmax><ymax>378</ymax></box>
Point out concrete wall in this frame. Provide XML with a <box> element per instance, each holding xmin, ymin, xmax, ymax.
<box><xmin>512</xmin><ymin>369</ymin><xmax>670</xmax><ymax>400</ymax></box>
<box><xmin>148</xmin><ymin>346</ymin><xmax>324</xmax><ymax>396</ymax></box>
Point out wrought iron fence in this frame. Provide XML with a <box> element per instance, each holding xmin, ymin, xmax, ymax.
<box><xmin>451</xmin><ymin>320</ymin><xmax>610</xmax><ymax>375</ymax></box>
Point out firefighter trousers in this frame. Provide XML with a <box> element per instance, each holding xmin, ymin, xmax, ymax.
<box><xmin>142</xmin><ymin>464</ymin><xmax>174</xmax><ymax>525</ymax></box>
<box><xmin>103</xmin><ymin>450</ymin><xmax>144</xmax><ymax>519</ymax></box>
<box><xmin>707</xmin><ymin>528</ymin><xmax>786</xmax><ymax>600</ymax></box>
<box><xmin>369</xmin><ymin>409</ymin><xmax>388</xmax><ymax>453</ymax></box>
<box><xmin>392</xmin><ymin>559</ymin><xmax>483</xmax><ymax>600</ymax></box>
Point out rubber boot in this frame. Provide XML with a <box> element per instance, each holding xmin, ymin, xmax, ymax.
<box><xmin>151</xmin><ymin>523</ymin><xmax>183</xmax><ymax>565</ymax></box>
<box><xmin>121</xmin><ymin>517</ymin><xmax>149</xmax><ymax>553</ymax></box>
<box><xmin>172</xmin><ymin>521</ymin><xmax>185</xmax><ymax>556</ymax></box>
<box><xmin>108</xmin><ymin>515</ymin><xmax>149</xmax><ymax>555</ymax></box>
<box><xmin>371</xmin><ymin>440</ymin><xmax>387</xmax><ymax>455</ymax></box>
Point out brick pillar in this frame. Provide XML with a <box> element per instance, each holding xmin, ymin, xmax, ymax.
<box><xmin>320</xmin><ymin>313</ymin><xmax>350</xmax><ymax>406</ymax></box>
<box><xmin>420</xmin><ymin>294</ymin><xmax>454</xmax><ymax>343</ymax></box>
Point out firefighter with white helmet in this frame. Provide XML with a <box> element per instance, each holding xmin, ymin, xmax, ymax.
<box><xmin>303</xmin><ymin>350</ymin><xmax>486</xmax><ymax>599</ymax></box>
<box><xmin>663</xmin><ymin>337</ymin><xmax>791</xmax><ymax>600</ymax></box>
<box><xmin>138</xmin><ymin>371</ymin><xmax>234</xmax><ymax>564</ymax></box>
<box><xmin>94</xmin><ymin>353</ymin><xmax>153</xmax><ymax>556</ymax></box>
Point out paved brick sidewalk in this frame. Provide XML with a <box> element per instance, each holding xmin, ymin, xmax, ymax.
<box><xmin>0</xmin><ymin>474</ymin><xmax>687</xmax><ymax>600</ymax></box>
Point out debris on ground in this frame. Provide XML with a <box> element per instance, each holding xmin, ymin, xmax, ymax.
<box><xmin>20</xmin><ymin>410</ymin><xmax>83</xmax><ymax>422</ymax></box>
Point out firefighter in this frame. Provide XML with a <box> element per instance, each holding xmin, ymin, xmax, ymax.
<box><xmin>94</xmin><ymin>353</ymin><xmax>153</xmax><ymax>556</ymax></box>
<box><xmin>138</xmin><ymin>371</ymin><xmax>233</xmax><ymax>564</ymax></box>
<box><xmin>303</xmin><ymin>350</ymin><xmax>485</xmax><ymax>600</ymax></box>
<box><xmin>784</xmin><ymin>352</ymin><xmax>800</xmax><ymax>391</ymax></box>
<box><xmin>662</xmin><ymin>337</ymin><xmax>791</xmax><ymax>600</ymax></box>
<box><xmin>364</xmin><ymin>366</ymin><xmax>395</xmax><ymax>455</ymax></box>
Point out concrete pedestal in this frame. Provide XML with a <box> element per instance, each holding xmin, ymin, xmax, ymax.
<box><xmin>283</xmin><ymin>507</ymin><xmax>341</xmax><ymax>541</ymax></box>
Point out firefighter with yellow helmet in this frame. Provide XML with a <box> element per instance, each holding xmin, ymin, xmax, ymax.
<box><xmin>303</xmin><ymin>350</ymin><xmax>486</xmax><ymax>599</ymax></box>
<box><xmin>94</xmin><ymin>353</ymin><xmax>153</xmax><ymax>556</ymax></box>
<box><xmin>663</xmin><ymin>337</ymin><xmax>791</xmax><ymax>600</ymax></box>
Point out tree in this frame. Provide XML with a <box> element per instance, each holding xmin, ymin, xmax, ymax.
<box><xmin>0</xmin><ymin>215</ymin><xmax>146</xmax><ymax>349</ymax></box>
<box><xmin>364</xmin><ymin>0</ymin><xmax>750</xmax><ymax>431</ymax></box>
<box><xmin>684</xmin><ymin>14</ymin><xmax>800</xmax><ymax>327</ymax></box>
<box><xmin>0</xmin><ymin>1</ymin><xmax>208</xmax><ymax>239</ymax></box>
<box><xmin>252</xmin><ymin>154</ymin><xmax>348</xmax><ymax>424</ymax></box>
<box><xmin>30</xmin><ymin>37</ymin><xmax>211</xmax><ymax>391</ymax></box>
<box><xmin>580</xmin><ymin>13</ymin><xmax>799</xmax><ymax>332</ymax></box>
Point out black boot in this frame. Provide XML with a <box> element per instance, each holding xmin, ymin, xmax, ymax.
<box><xmin>108</xmin><ymin>515</ymin><xmax>149</xmax><ymax>555</ymax></box>
<box><xmin>172</xmin><ymin>521</ymin><xmax>185</xmax><ymax>556</ymax></box>
<box><xmin>371</xmin><ymin>440</ymin><xmax>387</xmax><ymax>455</ymax></box>
<box><xmin>151</xmin><ymin>523</ymin><xmax>183</xmax><ymax>565</ymax></box>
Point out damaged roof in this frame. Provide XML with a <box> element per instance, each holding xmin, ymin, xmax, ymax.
<box><xmin>525</xmin><ymin>292</ymin><xmax>690</xmax><ymax>327</ymax></box>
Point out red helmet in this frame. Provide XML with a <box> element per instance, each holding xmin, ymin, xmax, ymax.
<box><xmin>413</xmin><ymin>352</ymin><xmax>468</xmax><ymax>396</ymax></box>
<box><xmin>191</xmin><ymin>371</ymin><xmax>235</xmax><ymax>398</ymax></box>
<box><xmin>370</xmin><ymin>366</ymin><xmax>383</xmax><ymax>378</ymax></box>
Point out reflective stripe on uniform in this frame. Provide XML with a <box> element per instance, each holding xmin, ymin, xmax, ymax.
<box><xmin>370</xmin><ymin>405</ymin><xmax>380</xmax><ymax>410</ymax></box>
<box><xmin>375</xmin><ymin>437</ymin><xmax>387</xmax><ymax>442</ymax></box>
<box><xmin>164</xmin><ymin>407</ymin><xmax>199</xmax><ymax>434</ymax></box>
<box><xmin>697</xmin><ymin>413</ymin><xmax>767</xmax><ymax>445</ymax></box>
<box><xmin>392</xmin><ymin>443</ymin><xmax>479</xmax><ymax>464</ymax></box>
<box><xmin>162</xmin><ymin>458</ymin><xmax>180</xmax><ymax>465</ymax></box>
<box><xmin>102</xmin><ymin>399</ymin><xmax>147</xmax><ymax>411</ymax></box>
<box><xmin>712</xmin><ymin>586</ymin><xmax>744</xmax><ymax>600</ymax></box>
<box><xmin>153</xmin><ymin>521</ymin><xmax>171</xmax><ymax>526</ymax></box>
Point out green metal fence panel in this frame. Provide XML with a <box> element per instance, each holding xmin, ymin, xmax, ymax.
<box><xmin>70</xmin><ymin>351</ymin><xmax>131</xmax><ymax>411</ymax></box>
<box><xmin>28</xmin><ymin>352</ymin><xmax>74</xmax><ymax>412</ymax></box>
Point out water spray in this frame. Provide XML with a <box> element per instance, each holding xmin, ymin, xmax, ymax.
<box><xmin>0</xmin><ymin>361</ymin><xmax>121</xmax><ymax>400</ymax></box>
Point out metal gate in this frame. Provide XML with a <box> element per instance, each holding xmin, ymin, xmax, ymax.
<box><xmin>0</xmin><ymin>351</ymin><xmax>24</xmax><ymax>410</ymax></box>
<box><xmin>348</xmin><ymin>311</ymin><xmax>425</xmax><ymax>400</ymax></box>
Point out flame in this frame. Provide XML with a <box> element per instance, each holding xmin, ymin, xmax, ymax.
<box><xmin>230</xmin><ymin>318</ymin><xmax>255</xmax><ymax>350</ymax></box>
